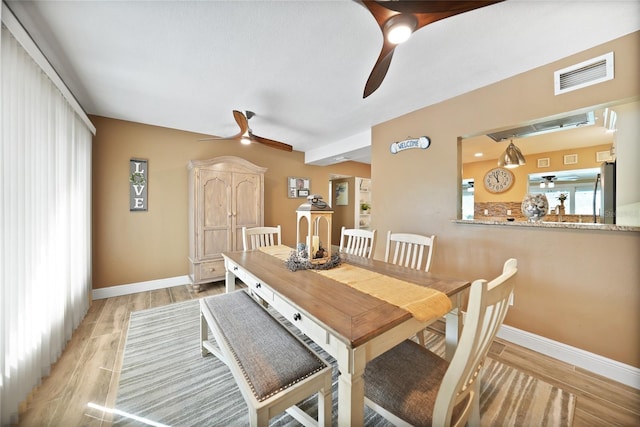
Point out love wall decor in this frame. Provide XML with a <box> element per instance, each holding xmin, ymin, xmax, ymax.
<box><xmin>129</xmin><ymin>158</ymin><xmax>148</xmax><ymax>211</ymax></box>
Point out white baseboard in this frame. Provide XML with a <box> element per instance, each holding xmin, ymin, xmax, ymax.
<box><xmin>497</xmin><ymin>324</ymin><xmax>640</xmax><ymax>390</ymax></box>
<box><xmin>92</xmin><ymin>276</ymin><xmax>640</xmax><ymax>390</ymax></box>
<box><xmin>92</xmin><ymin>275</ymin><xmax>191</xmax><ymax>300</ymax></box>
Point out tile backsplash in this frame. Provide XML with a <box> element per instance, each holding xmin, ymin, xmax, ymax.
<box><xmin>474</xmin><ymin>202</ymin><xmax>599</xmax><ymax>223</ymax></box>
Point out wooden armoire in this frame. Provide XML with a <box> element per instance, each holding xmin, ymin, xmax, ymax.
<box><xmin>188</xmin><ymin>156</ymin><xmax>266</xmax><ymax>291</ymax></box>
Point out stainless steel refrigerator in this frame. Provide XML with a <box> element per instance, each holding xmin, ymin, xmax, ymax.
<box><xmin>594</xmin><ymin>161</ymin><xmax>616</xmax><ymax>224</ymax></box>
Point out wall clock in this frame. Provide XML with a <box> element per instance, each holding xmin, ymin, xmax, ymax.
<box><xmin>483</xmin><ymin>167</ymin><xmax>514</xmax><ymax>193</ymax></box>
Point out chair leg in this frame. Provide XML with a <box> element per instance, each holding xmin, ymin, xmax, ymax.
<box><xmin>318</xmin><ymin>375</ymin><xmax>332</xmax><ymax>426</ymax></box>
<box><xmin>416</xmin><ymin>330</ymin><xmax>425</xmax><ymax>346</ymax></box>
<box><xmin>200</xmin><ymin>311</ymin><xmax>210</xmax><ymax>356</ymax></box>
<box><xmin>468</xmin><ymin>377</ymin><xmax>481</xmax><ymax>426</ymax></box>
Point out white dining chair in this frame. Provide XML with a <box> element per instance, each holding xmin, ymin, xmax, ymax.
<box><xmin>242</xmin><ymin>225</ymin><xmax>282</xmax><ymax>251</ymax></box>
<box><xmin>364</xmin><ymin>258</ymin><xmax>518</xmax><ymax>427</ymax></box>
<box><xmin>338</xmin><ymin>226</ymin><xmax>376</xmax><ymax>258</ymax></box>
<box><xmin>384</xmin><ymin>231</ymin><xmax>436</xmax><ymax>272</ymax></box>
<box><xmin>384</xmin><ymin>230</ymin><xmax>437</xmax><ymax>345</ymax></box>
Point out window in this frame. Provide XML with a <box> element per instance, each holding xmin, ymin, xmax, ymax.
<box><xmin>528</xmin><ymin>184</ymin><xmax>599</xmax><ymax>215</ymax></box>
<box><xmin>462</xmin><ymin>180</ymin><xmax>474</xmax><ymax>219</ymax></box>
<box><xmin>528</xmin><ymin>168</ymin><xmax>600</xmax><ymax>215</ymax></box>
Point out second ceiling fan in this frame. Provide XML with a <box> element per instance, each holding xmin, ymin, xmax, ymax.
<box><xmin>360</xmin><ymin>0</ymin><xmax>504</xmax><ymax>98</ymax></box>
<box><xmin>200</xmin><ymin>110</ymin><xmax>293</xmax><ymax>152</ymax></box>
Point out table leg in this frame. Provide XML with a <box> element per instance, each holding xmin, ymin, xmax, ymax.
<box><xmin>445</xmin><ymin>293</ymin><xmax>463</xmax><ymax>361</ymax></box>
<box><xmin>337</xmin><ymin>348</ymin><xmax>365</xmax><ymax>426</ymax></box>
<box><xmin>225</xmin><ymin>268</ymin><xmax>236</xmax><ymax>293</ymax></box>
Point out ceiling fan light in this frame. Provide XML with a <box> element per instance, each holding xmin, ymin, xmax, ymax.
<box><xmin>387</xmin><ymin>25</ymin><xmax>412</xmax><ymax>44</ymax></box>
<box><xmin>384</xmin><ymin>14</ymin><xmax>417</xmax><ymax>45</ymax></box>
<box><xmin>541</xmin><ymin>175</ymin><xmax>556</xmax><ymax>188</ymax></box>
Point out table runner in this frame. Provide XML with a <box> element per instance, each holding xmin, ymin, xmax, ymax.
<box><xmin>259</xmin><ymin>245</ymin><xmax>452</xmax><ymax>322</ymax></box>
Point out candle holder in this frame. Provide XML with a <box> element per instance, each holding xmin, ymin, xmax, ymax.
<box><xmin>296</xmin><ymin>195</ymin><xmax>333</xmax><ymax>264</ymax></box>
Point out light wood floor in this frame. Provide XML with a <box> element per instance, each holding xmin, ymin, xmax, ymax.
<box><xmin>14</xmin><ymin>282</ymin><xmax>640</xmax><ymax>426</ymax></box>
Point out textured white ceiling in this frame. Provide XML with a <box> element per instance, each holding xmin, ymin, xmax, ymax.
<box><xmin>6</xmin><ymin>0</ymin><xmax>640</xmax><ymax>165</ymax></box>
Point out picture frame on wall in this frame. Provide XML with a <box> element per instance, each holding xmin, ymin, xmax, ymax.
<box><xmin>335</xmin><ymin>182</ymin><xmax>348</xmax><ymax>205</ymax></box>
<box><xmin>596</xmin><ymin>150</ymin><xmax>613</xmax><ymax>162</ymax></box>
<box><xmin>288</xmin><ymin>176</ymin><xmax>310</xmax><ymax>198</ymax></box>
<box><xmin>563</xmin><ymin>154</ymin><xmax>578</xmax><ymax>165</ymax></box>
<box><xmin>537</xmin><ymin>158</ymin><xmax>550</xmax><ymax>168</ymax></box>
<box><xmin>129</xmin><ymin>158</ymin><xmax>148</xmax><ymax>211</ymax></box>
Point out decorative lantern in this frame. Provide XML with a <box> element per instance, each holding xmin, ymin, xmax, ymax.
<box><xmin>296</xmin><ymin>195</ymin><xmax>333</xmax><ymax>264</ymax></box>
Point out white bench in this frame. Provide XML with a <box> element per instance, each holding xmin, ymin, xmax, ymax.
<box><xmin>200</xmin><ymin>290</ymin><xmax>332</xmax><ymax>426</ymax></box>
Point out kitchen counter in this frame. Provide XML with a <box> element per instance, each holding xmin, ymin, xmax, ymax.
<box><xmin>452</xmin><ymin>219</ymin><xmax>640</xmax><ymax>232</ymax></box>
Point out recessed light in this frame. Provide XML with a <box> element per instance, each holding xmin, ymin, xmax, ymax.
<box><xmin>474</xmin><ymin>152</ymin><xmax>483</xmax><ymax>157</ymax></box>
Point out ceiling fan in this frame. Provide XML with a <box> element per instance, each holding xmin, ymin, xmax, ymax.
<box><xmin>360</xmin><ymin>0</ymin><xmax>504</xmax><ymax>98</ymax></box>
<box><xmin>199</xmin><ymin>110</ymin><xmax>293</xmax><ymax>152</ymax></box>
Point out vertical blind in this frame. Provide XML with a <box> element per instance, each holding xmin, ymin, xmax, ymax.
<box><xmin>1</xmin><ymin>10</ymin><xmax>94</xmax><ymax>426</ymax></box>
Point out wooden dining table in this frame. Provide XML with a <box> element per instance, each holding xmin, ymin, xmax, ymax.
<box><xmin>222</xmin><ymin>247</ymin><xmax>470</xmax><ymax>426</ymax></box>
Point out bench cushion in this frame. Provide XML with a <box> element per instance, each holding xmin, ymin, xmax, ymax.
<box><xmin>202</xmin><ymin>290</ymin><xmax>328</xmax><ymax>402</ymax></box>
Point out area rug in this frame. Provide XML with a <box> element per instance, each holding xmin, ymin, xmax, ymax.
<box><xmin>113</xmin><ymin>299</ymin><xmax>575</xmax><ymax>426</ymax></box>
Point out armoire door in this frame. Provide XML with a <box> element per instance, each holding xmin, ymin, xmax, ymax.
<box><xmin>199</xmin><ymin>169</ymin><xmax>232</xmax><ymax>259</ymax></box>
<box><xmin>232</xmin><ymin>172</ymin><xmax>262</xmax><ymax>251</ymax></box>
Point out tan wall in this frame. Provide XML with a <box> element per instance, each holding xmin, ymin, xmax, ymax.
<box><xmin>91</xmin><ymin>116</ymin><xmax>369</xmax><ymax>288</ymax></box>
<box><xmin>465</xmin><ymin>143</ymin><xmax>613</xmax><ymax>203</ymax></box>
<box><xmin>371</xmin><ymin>32</ymin><xmax>640</xmax><ymax>367</ymax></box>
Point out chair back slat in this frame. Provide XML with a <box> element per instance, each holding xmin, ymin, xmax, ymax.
<box><xmin>385</xmin><ymin>231</ymin><xmax>436</xmax><ymax>272</ymax></box>
<box><xmin>242</xmin><ymin>225</ymin><xmax>282</xmax><ymax>251</ymax></box>
<box><xmin>339</xmin><ymin>227</ymin><xmax>376</xmax><ymax>259</ymax></box>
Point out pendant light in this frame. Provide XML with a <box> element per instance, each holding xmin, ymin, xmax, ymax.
<box><xmin>497</xmin><ymin>139</ymin><xmax>526</xmax><ymax>168</ymax></box>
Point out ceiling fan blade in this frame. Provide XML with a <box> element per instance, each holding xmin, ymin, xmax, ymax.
<box><xmin>411</xmin><ymin>1</ymin><xmax>504</xmax><ymax>32</ymax></box>
<box><xmin>197</xmin><ymin>134</ymin><xmax>241</xmax><ymax>141</ymax></box>
<box><xmin>362</xmin><ymin>0</ymin><xmax>397</xmax><ymax>27</ymax></box>
<box><xmin>363</xmin><ymin>45</ymin><xmax>395</xmax><ymax>98</ymax></box>
<box><xmin>361</xmin><ymin>0</ymin><xmax>504</xmax><ymax>98</ymax></box>
<box><xmin>374</xmin><ymin>1</ymin><xmax>503</xmax><ymax>15</ymax></box>
<box><xmin>249</xmin><ymin>132</ymin><xmax>293</xmax><ymax>152</ymax></box>
<box><xmin>198</xmin><ymin>110</ymin><xmax>248</xmax><ymax>141</ymax></box>
<box><xmin>200</xmin><ymin>110</ymin><xmax>291</xmax><ymax>151</ymax></box>
<box><xmin>232</xmin><ymin>110</ymin><xmax>249</xmax><ymax>135</ymax></box>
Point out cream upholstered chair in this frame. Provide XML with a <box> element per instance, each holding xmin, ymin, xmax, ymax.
<box><xmin>364</xmin><ymin>259</ymin><xmax>518</xmax><ymax>427</ymax></box>
<box><xmin>242</xmin><ymin>225</ymin><xmax>282</xmax><ymax>251</ymax></box>
<box><xmin>338</xmin><ymin>226</ymin><xmax>377</xmax><ymax>258</ymax></box>
<box><xmin>384</xmin><ymin>231</ymin><xmax>436</xmax><ymax>272</ymax></box>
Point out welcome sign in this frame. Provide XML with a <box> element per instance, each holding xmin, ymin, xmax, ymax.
<box><xmin>389</xmin><ymin>136</ymin><xmax>431</xmax><ymax>154</ymax></box>
<box><xmin>129</xmin><ymin>158</ymin><xmax>148</xmax><ymax>211</ymax></box>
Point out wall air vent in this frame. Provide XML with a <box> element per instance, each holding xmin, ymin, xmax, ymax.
<box><xmin>554</xmin><ymin>52</ymin><xmax>614</xmax><ymax>95</ymax></box>
<box><xmin>486</xmin><ymin>111</ymin><xmax>595</xmax><ymax>142</ymax></box>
